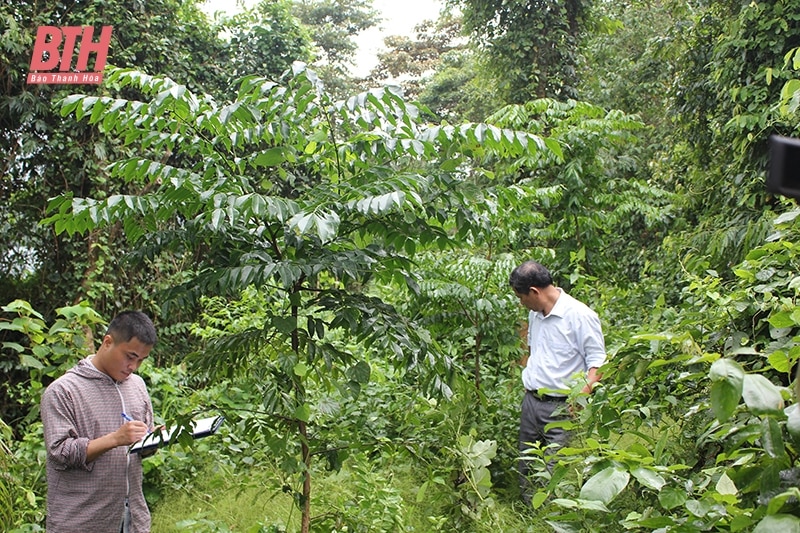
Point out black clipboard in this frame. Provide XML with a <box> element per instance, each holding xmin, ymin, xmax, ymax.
<box><xmin>129</xmin><ymin>415</ymin><xmax>225</xmax><ymax>454</ymax></box>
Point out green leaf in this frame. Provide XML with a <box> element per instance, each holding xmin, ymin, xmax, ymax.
<box><xmin>2</xmin><ymin>342</ymin><xmax>25</xmax><ymax>352</ymax></box>
<box><xmin>416</xmin><ymin>480</ymin><xmax>429</xmax><ymax>503</ymax></box>
<box><xmin>752</xmin><ymin>514</ymin><xmax>800</xmax><ymax>533</ymax></box>
<box><xmin>579</xmin><ymin>465</ymin><xmax>630</xmax><ymax>504</ymax></box>
<box><xmin>685</xmin><ymin>498</ymin><xmax>714</xmax><ymax>517</ymax></box>
<box><xmin>786</xmin><ymin>404</ymin><xmax>800</xmax><ymax>442</ymax></box>
<box><xmin>716</xmin><ymin>472</ymin><xmax>737</xmax><ymax>496</ymax></box>
<box><xmin>20</xmin><ymin>354</ymin><xmax>44</xmax><ymax>369</ymax></box>
<box><xmin>551</xmin><ymin>498</ymin><xmax>578</xmax><ymax>509</ymax></box>
<box><xmin>709</xmin><ymin>358</ymin><xmax>744</xmax><ymax>422</ymax></box>
<box><xmin>274</xmin><ymin>316</ymin><xmax>297</xmax><ymax>335</ymax></box>
<box><xmin>574</xmin><ymin>499</ymin><xmax>611</xmax><ymax>512</ymax></box>
<box><xmin>631</xmin><ymin>467</ymin><xmax>666</xmax><ymax>491</ymax></box>
<box><xmin>768</xmin><ymin>311</ymin><xmax>795</xmax><ymax>329</ymax></box>
<box><xmin>346</xmin><ymin>361</ymin><xmax>371</xmax><ymax>384</ymax></box>
<box><xmin>210</xmin><ymin>208</ymin><xmax>225</xmax><ymax>231</ymax></box>
<box><xmin>658</xmin><ymin>486</ymin><xmax>688</xmax><ymax>510</ymax></box>
<box><xmin>761</xmin><ymin>417</ymin><xmax>787</xmax><ymax>459</ymax></box>
<box><xmin>742</xmin><ymin>374</ymin><xmax>784</xmax><ymax>415</ymax></box>
<box><xmin>2</xmin><ymin>299</ymin><xmax>42</xmax><ymax>317</ymax></box>
<box><xmin>767</xmin><ymin>488</ymin><xmax>800</xmax><ymax>515</ymax></box>
<box><xmin>294</xmin><ymin>403</ymin><xmax>311</xmax><ymax>422</ymax></box>
<box><xmin>293</xmin><ymin>362</ymin><xmax>309</xmax><ymax>378</ymax></box>
<box><xmin>767</xmin><ymin>350</ymin><xmax>792</xmax><ymax>373</ymax></box>
<box><xmin>253</xmin><ymin>147</ymin><xmax>286</xmax><ymax>167</ymax></box>
<box><xmin>532</xmin><ymin>490</ymin><xmax>549</xmax><ymax>509</ymax></box>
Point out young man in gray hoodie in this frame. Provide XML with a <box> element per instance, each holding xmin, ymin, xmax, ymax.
<box><xmin>41</xmin><ymin>311</ymin><xmax>157</xmax><ymax>532</ymax></box>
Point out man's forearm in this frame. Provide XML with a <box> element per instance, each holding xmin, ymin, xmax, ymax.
<box><xmin>86</xmin><ymin>432</ymin><xmax>126</xmax><ymax>463</ymax></box>
<box><xmin>581</xmin><ymin>367</ymin><xmax>602</xmax><ymax>394</ymax></box>
<box><xmin>86</xmin><ymin>420</ymin><xmax>149</xmax><ymax>462</ymax></box>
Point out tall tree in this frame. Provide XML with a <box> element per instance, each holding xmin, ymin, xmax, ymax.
<box><xmin>226</xmin><ymin>0</ymin><xmax>314</xmax><ymax>83</ymax></box>
<box><xmin>0</xmin><ymin>0</ymin><xmax>318</xmax><ymax>428</ymax></box>
<box><xmin>658</xmin><ymin>0</ymin><xmax>800</xmax><ymax>281</ymax></box>
<box><xmin>456</xmin><ymin>0</ymin><xmax>591</xmax><ymax>102</ymax></box>
<box><xmin>0</xmin><ymin>0</ymin><xmax>228</xmax><ymax>319</ymax></box>
<box><xmin>578</xmin><ymin>0</ymin><xmax>683</xmax><ymax>143</ymax></box>
<box><xmin>486</xmin><ymin>98</ymin><xmax>673</xmax><ymax>282</ymax></box>
<box><xmin>0</xmin><ymin>0</ymin><xmax>315</xmax><ymax>317</ymax></box>
<box><xmin>291</xmin><ymin>0</ymin><xmax>380</xmax><ymax>98</ymax></box>
<box><xmin>366</xmin><ymin>15</ymin><xmax>463</xmax><ymax>102</ymax></box>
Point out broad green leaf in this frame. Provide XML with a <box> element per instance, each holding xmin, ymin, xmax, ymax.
<box><xmin>768</xmin><ymin>311</ymin><xmax>795</xmax><ymax>329</ymax></box>
<box><xmin>273</xmin><ymin>316</ymin><xmax>297</xmax><ymax>335</ymax></box>
<box><xmin>346</xmin><ymin>361</ymin><xmax>371</xmax><ymax>384</ymax></box>
<box><xmin>761</xmin><ymin>417</ymin><xmax>787</xmax><ymax>459</ymax></box>
<box><xmin>2</xmin><ymin>342</ymin><xmax>25</xmax><ymax>352</ymax></box>
<box><xmin>715</xmin><ymin>472</ymin><xmax>737</xmax><ymax>496</ymax></box>
<box><xmin>579</xmin><ymin>465</ymin><xmax>630</xmax><ymax>504</ymax></box>
<box><xmin>294</xmin><ymin>362</ymin><xmax>309</xmax><ymax>377</ymax></box>
<box><xmin>752</xmin><ymin>514</ymin><xmax>800</xmax><ymax>533</ymax></box>
<box><xmin>532</xmin><ymin>490</ymin><xmax>548</xmax><ymax>509</ymax></box>
<box><xmin>574</xmin><ymin>499</ymin><xmax>610</xmax><ymax>512</ymax></box>
<box><xmin>685</xmin><ymin>498</ymin><xmax>713</xmax><ymax>517</ymax></box>
<box><xmin>2</xmin><ymin>299</ymin><xmax>41</xmax><ymax>316</ymax></box>
<box><xmin>253</xmin><ymin>147</ymin><xmax>286</xmax><ymax>167</ymax></box>
<box><xmin>767</xmin><ymin>349</ymin><xmax>792</xmax><ymax>373</ymax></box>
<box><xmin>314</xmin><ymin>211</ymin><xmax>340</xmax><ymax>242</ymax></box>
<box><xmin>709</xmin><ymin>358</ymin><xmax>744</xmax><ymax>422</ymax></box>
<box><xmin>60</xmin><ymin>94</ymin><xmax>83</xmax><ymax>116</ymax></box>
<box><xmin>210</xmin><ymin>208</ymin><xmax>225</xmax><ymax>231</ymax></box>
<box><xmin>742</xmin><ymin>374</ymin><xmax>784</xmax><ymax>415</ymax></box>
<box><xmin>658</xmin><ymin>486</ymin><xmax>687</xmax><ymax>510</ymax></box>
<box><xmin>709</xmin><ymin>357</ymin><xmax>745</xmax><ymax>383</ymax></box>
<box><xmin>293</xmin><ymin>403</ymin><xmax>311</xmax><ymax>422</ymax></box>
<box><xmin>631</xmin><ymin>467</ymin><xmax>666</xmax><ymax>491</ymax></box>
<box><xmin>786</xmin><ymin>404</ymin><xmax>800</xmax><ymax>442</ymax></box>
<box><xmin>767</xmin><ymin>488</ymin><xmax>800</xmax><ymax>515</ymax></box>
<box><xmin>20</xmin><ymin>354</ymin><xmax>44</xmax><ymax>369</ymax></box>
<box><xmin>551</xmin><ymin>498</ymin><xmax>578</xmax><ymax>509</ymax></box>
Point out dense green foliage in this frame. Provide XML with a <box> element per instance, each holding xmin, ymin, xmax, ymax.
<box><xmin>457</xmin><ymin>0</ymin><xmax>589</xmax><ymax>101</ymax></box>
<box><xmin>5</xmin><ymin>0</ymin><xmax>800</xmax><ymax>531</ymax></box>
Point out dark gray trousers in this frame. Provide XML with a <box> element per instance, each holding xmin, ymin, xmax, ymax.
<box><xmin>518</xmin><ymin>391</ymin><xmax>571</xmax><ymax>504</ymax></box>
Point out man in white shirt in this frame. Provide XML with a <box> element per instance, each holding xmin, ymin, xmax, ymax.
<box><xmin>509</xmin><ymin>260</ymin><xmax>607</xmax><ymax>505</ymax></box>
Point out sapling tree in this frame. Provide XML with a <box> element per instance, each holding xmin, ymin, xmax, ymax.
<box><xmin>44</xmin><ymin>64</ymin><xmax>556</xmax><ymax>531</ymax></box>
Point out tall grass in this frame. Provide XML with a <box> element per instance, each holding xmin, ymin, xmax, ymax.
<box><xmin>150</xmin><ymin>456</ymin><xmax>542</xmax><ymax>532</ymax></box>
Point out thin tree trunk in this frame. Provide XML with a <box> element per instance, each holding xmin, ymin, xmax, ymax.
<box><xmin>300</xmin><ymin>420</ymin><xmax>311</xmax><ymax>533</ymax></box>
<box><xmin>474</xmin><ymin>334</ymin><xmax>482</xmax><ymax>390</ymax></box>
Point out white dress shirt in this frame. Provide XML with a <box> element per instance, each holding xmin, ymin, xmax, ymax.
<box><xmin>522</xmin><ymin>288</ymin><xmax>607</xmax><ymax>393</ymax></box>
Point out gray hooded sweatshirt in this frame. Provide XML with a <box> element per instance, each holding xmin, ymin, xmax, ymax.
<box><xmin>41</xmin><ymin>357</ymin><xmax>153</xmax><ymax>532</ymax></box>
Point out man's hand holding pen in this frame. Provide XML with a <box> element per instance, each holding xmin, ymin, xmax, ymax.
<box><xmin>119</xmin><ymin>412</ymin><xmax>149</xmax><ymax>446</ymax></box>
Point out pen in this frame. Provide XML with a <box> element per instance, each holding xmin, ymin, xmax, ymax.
<box><xmin>123</xmin><ymin>412</ymin><xmax>155</xmax><ymax>439</ymax></box>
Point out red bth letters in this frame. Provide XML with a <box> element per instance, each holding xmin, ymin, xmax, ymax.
<box><xmin>28</xmin><ymin>26</ymin><xmax>112</xmax><ymax>84</ymax></box>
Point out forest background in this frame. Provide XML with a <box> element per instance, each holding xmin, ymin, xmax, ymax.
<box><xmin>4</xmin><ymin>0</ymin><xmax>800</xmax><ymax>531</ymax></box>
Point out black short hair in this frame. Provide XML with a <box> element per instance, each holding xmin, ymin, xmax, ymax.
<box><xmin>107</xmin><ymin>311</ymin><xmax>157</xmax><ymax>346</ymax></box>
<box><xmin>509</xmin><ymin>260</ymin><xmax>553</xmax><ymax>295</ymax></box>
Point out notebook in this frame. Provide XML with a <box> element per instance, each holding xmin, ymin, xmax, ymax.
<box><xmin>129</xmin><ymin>415</ymin><xmax>225</xmax><ymax>454</ymax></box>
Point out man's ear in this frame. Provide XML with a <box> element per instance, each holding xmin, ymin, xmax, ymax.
<box><xmin>101</xmin><ymin>334</ymin><xmax>114</xmax><ymax>349</ymax></box>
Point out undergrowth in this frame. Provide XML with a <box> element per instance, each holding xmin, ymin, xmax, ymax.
<box><xmin>150</xmin><ymin>454</ymin><xmax>543</xmax><ymax>532</ymax></box>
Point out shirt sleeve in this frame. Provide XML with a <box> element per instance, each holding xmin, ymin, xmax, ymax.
<box><xmin>580</xmin><ymin>311</ymin><xmax>607</xmax><ymax>370</ymax></box>
<box><xmin>41</xmin><ymin>384</ymin><xmax>92</xmax><ymax>472</ymax></box>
